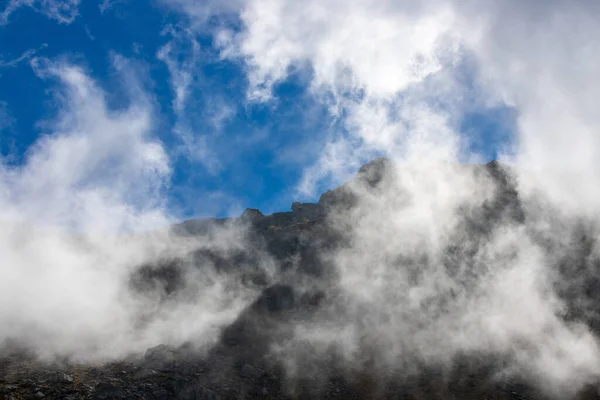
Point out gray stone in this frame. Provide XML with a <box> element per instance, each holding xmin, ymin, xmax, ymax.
<box><xmin>54</xmin><ymin>372</ymin><xmax>74</xmax><ymax>383</ymax></box>
<box><xmin>291</xmin><ymin>202</ymin><xmax>325</xmax><ymax>220</ymax></box>
<box><xmin>240</xmin><ymin>364</ymin><xmax>265</xmax><ymax>380</ymax></box>
<box><xmin>144</xmin><ymin>344</ymin><xmax>177</xmax><ymax>369</ymax></box>
<box><xmin>133</xmin><ymin>368</ymin><xmax>158</xmax><ymax>380</ymax></box>
<box><xmin>177</xmin><ymin>383</ymin><xmax>218</xmax><ymax>400</ymax></box>
<box><xmin>240</xmin><ymin>208</ymin><xmax>264</xmax><ymax>224</ymax></box>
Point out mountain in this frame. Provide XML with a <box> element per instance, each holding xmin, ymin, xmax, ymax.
<box><xmin>2</xmin><ymin>159</ymin><xmax>600</xmax><ymax>400</ymax></box>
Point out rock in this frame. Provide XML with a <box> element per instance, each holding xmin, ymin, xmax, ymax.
<box><xmin>356</xmin><ymin>156</ymin><xmax>392</xmax><ymax>186</ymax></box>
<box><xmin>133</xmin><ymin>368</ymin><xmax>158</xmax><ymax>380</ymax></box>
<box><xmin>291</xmin><ymin>202</ymin><xmax>325</xmax><ymax>220</ymax></box>
<box><xmin>253</xmin><ymin>284</ymin><xmax>295</xmax><ymax>313</ymax></box>
<box><xmin>177</xmin><ymin>383</ymin><xmax>218</xmax><ymax>400</ymax></box>
<box><xmin>150</xmin><ymin>386</ymin><xmax>172</xmax><ymax>400</ymax></box>
<box><xmin>319</xmin><ymin>157</ymin><xmax>393</xmax><ymax>212</ymax></box>
<box><xmin>92</xmin><ymin>382</ymin><xmax>128</xmax><ymax>400</ymax></box>
<box><xmin>53</xmin><ymin>372</ymin><xmax>73</xmax><ymax>383</ymax></box>
<box><xmin>240</xmin><ymin>364</ymin><xmax>265</xmax><ymax>380</ymax></box>
<box><xmin>241</xmin><ymin>208</ymin><xmax>264</xmax><ymax>224</ymax></box>
<box><xmin>2</xmin><ymin>157</ymin><xmax>595</xmax><ymax>400</ymax></box>
<box><xmin>318</xmin><ymin>185</ymin><xmax>356</xmax><ymax>211</ymax></box>
<box><xmin>144</xmin><ymin>344</ymin><xmax>177</xmax><ymax>370</ymax></box>
<box><xmin>131</xmin><ymin>261</ymin><xmax>185</xmax><ymax>298</ymax></box>
<box><xmin>172</xmin><ymin>217</ymin><xmax>232</xmax><ymax>236</ymax></box>
<box><xmin>260</xmin><ymin>211</ymin><xmax>295</xmax><ymax>229</ymax></box>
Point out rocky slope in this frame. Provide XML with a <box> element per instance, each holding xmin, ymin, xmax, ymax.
<box><xmin>2</xmin><ymin>159</ymin><xmax>600</xmax><ymax>399</ymax></box>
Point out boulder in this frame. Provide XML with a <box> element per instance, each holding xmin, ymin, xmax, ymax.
<box><xmin>144</xmin><ymin>344</ymin><xmax>178</xmax><ymax>370</ymax></box>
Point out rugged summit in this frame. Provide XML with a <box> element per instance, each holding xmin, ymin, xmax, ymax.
<box><xmin>2</xmin><ymin>159</ymin><xmax>600</xmax><ymax>400</ymax></box>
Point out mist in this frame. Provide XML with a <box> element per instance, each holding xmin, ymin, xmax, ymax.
<box><xmin>0</xmin><ymin>58</ymin><xmax>269</xmax><ymax>362</ymax></box>
<box><xmin>1</xmin><ymin>0</ymin><xmax>600</xmax><ymax>398</ymax></box>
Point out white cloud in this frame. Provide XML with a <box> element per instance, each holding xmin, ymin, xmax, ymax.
<box><xmin>207</xmin><ymin>0</ymin><xmax>470</xmax><ymax>198</ymax></box>
<box><xmin>0</xmin><ymin>0</ymin><xmax>80</xmax><ymax>25</ymax></box>
<box><xmin>0</xmin><ymin>57</ymin><xmax>166</xmax><ymax>359</ymax></box>
<box><xmin>161</xmin><ymin>0</ymin><xmax>244</xmax><ymax>26</ymax></box>
<box><xmin>98</xmin><ymin>0</ymin><xmax>127</xmax><ymax>14</ymax></box>
<box><xmin>157</xmin><ymin>25</ymin><xmax>201</xmax><ymax>114</ymax></box>
<box><xmin>450</xmin><ymin>0</ymin><xmax>600</xmax><ymax>217</ymax></box>
<box><xmin>231</xmin><ymin>0</ymin><xmax>457</xmax><ymax>100</ymax></box>
<box><xmin>15</xmin><ymin>56</ymin><xmax>170</xmax><ymax>233</ymax></box>
<box><xmin>157</xmin><ymin>24</ymin><xmax>237</xmax><ymax>174</ymax></box>
<box><xmin>166</xmin><ymin>0</ymin><xmax>600</xmax><ymax>393</ymax></box>
<box><xmin>210</xmin><ymin>0</ymin><xmax>600</xmax><ymax>217</ymax></box>
<box><xmin>0</xmin><ymin>56</ymin><xmax>263</xmax><ymax>361</ymax></box>
<box><xmin>2</xmin><ymin>0</ymin><xmax>600</xmax><ymax>393</ymax></box>
<box><xmin>0</xmin><ymin>44</ymin><xmax>47</xmax><ymax>69</ymax></box>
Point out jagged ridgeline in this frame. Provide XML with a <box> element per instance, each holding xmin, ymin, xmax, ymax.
<box><xmin>2</xmin><ymin>158</ymin><xmax>600</xmax><ymax>399</ymax></box>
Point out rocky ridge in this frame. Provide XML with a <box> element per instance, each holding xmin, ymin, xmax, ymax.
<box><xmin>2</xmin><ymin>159</ymin><xmax>600</xmax><ymax>399</ymax></box>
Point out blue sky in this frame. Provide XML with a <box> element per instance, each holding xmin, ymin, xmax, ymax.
<box><xmin>0</xmin><ymin>0</ymin><xmax>516</xmax><ymax>221</ymax></box>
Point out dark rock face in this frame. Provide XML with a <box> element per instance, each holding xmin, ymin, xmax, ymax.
<box><xmin>130</xmin><ymin>260</ymin><xmax>186</xmax><ymax>298</ymax></box>
<box><xmin>318</xmin><ymin>157</ymin><xmax>393</xmax><ymax>211</ymax></box>
<box><xmin>291</xmin><ymin>202</ymin><xmax>325</xmax><ymax>220</ymax></box>
<box><xmin>143</xmin><ymin>344</ymin><xmax>178</xmax><ymax>371</ymax></box>
<box><xmin>240</xmin><ymin>208</ymin><xmax>264</xmax><ymax>224</ymax></box>
<box><xmin>2</xmin><ymin>159</ymin><xmax>600</xmax><ymax>399</ymax></box>
<box><xmin>254</xmin><ymin>284</ymin><xmax>295</xmax><ymax>313</ymax></box>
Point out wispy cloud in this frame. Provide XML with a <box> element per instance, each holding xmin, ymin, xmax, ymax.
<box><xmin>98</xmin><ymin>0</ymin><xmax>127</xmax><ymax>14</ymax></box>
<box><xmin>0</xmin><ymin>54</ymin><xmax>266</xmax><ymax>361</ymax></box>
<box><xmin>0</xmin><ymin>101</ymin><xmax>14</xmax><ymax>133</ymax></box>
<box><xmin>0</xmin><ymin>43</ymin><xmax>47</xmax><ymax>69</ymax></box>
<box><xmin>161</xmin><ymin>0</ymin><xmax>243</xmax><ymax>26</ymax></box>
<box><xmin>157</xmin><ymin>24</ymin><xmax>237</xmax><ymax>175</ymax></box>
<box><xmin>0</xmin><ymin>0</ymin><xmax>80</xmax><ymax>25</ymax></box>
<box><xmin>157</xmin><ymin>25</ymin><xmax>201</xmax><ymax>115</ymax></box>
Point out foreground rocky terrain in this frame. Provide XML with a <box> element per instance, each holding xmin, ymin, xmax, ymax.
<box><xmin>2</xmin><ymin>159</ymin><xmax>600</xmax><ymax>399</ymax></box>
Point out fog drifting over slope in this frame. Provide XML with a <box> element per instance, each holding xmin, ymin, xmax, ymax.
<box><xmin>0</xmin><ymin>58</ymin><xmax>265</xmax><ymax>360</ymax></box>
<box><xmin>1</xmin><ymin>0</ymin><xmax>600</xmax><ymax>397</ymax></box>
<box><xmin>180</xmin><ymin>1</ymin><xmax>600</xmax><ymax>393</ymax></box>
